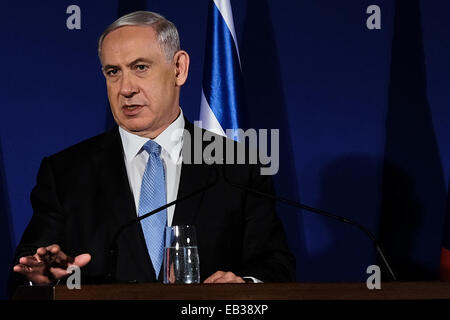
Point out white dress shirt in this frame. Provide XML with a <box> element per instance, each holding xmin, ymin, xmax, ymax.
<box><xmin>119</xmin><ymin>109</ymin><xmax>184</xmax><ymax>226</ymax></box>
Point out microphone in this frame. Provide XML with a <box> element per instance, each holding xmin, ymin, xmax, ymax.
<box><xmin>106</xmin><ymin>164</ymin><xmax>219</xmax><ymax>281</ymax></box>
<box><xmin>222</xmin><ymin>164</ymin><xmax>397</xmax><ymax>281</ymax></box>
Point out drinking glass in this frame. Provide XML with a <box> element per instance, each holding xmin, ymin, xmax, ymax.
<box><xmin>163</xmin><ymin>225</ymin><xmax>200</xmax><ymax>284</ymax></box>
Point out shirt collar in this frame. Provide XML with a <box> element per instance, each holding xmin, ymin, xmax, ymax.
<box><xmin>119</xmin><ymin>108</ymin><xmax>185</xmax><ymax>163</ymax></box>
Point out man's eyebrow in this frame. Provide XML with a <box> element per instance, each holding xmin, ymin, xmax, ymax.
<box><xmin>102</xmin><ymin>64</ymin><xmax>118</xmax><ymax>71</ymax></box>
<box><xmin>102</xmin><ymin>58</ymin><xmax>153</xmax><ymax>71</ymax></box>
<box><xmin>127</xmin><ymin>58</ymin><xmax>153</xmax><ymax>67</ymax></box>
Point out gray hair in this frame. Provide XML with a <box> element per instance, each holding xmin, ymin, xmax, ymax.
<box><xmin>98</xmin><ymin>11</ymin><xmax>180</xmax><ymax>61</ymax></box>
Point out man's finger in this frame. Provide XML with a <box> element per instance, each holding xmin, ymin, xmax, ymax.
<box><xmin>36</xmin><ymin>247</ymin><xmax>55</xmax><ymax>264</ymax></box>
<box><xmin>13</xmin><ymin>264</ymin><xmax>32</xmax><ymax>274</ymax></box>
<box><xmin>204</xmin><ymin>271</ymin><xmax>245</xmax><ymax>284</ymax></box>
<box><xmin>13</xmin><ymin>264</ymin><xmax>46</xmax><ymax>277</ymax></box>
<box><xmin>46</xmin><ymin>244</ymin><xmax>61</xmax><ymax>253</ymax></box>
<box><xmin>49</xmin><ymin>267</ymin><xmax>70</xmax><ymax>279</ymax></box>
<box><xmin>19</xmin><ymin>256</ymin><xmax>44</xmax><ymax>267</ymax></box>
<box><xmin>47</xmin><ymin>244</ymin><xmax>69</xmax><ymax>262</ymax></box>
<box><xmin>72</xmin><ymin>254</ymin><xmax>91</xmax><ymax>267</ymax></box>
<box><xmin>15</xmin><ymin>263</ymin><xmax>70</xmax><ymax>281</ymax></box>
<box><xmin>36</xmin><ymin>247</ymin><xmax>48</xmax><ymax>258</ymax></box>
<box><xmin>204</xmin><ymin>271</ymin><xmax>225</xmax><ymax>283</ymax></box>
<box><xmin>214</xmin><ymin>274</ymin><xmax>245</xmax><ymax>283</ymax></box>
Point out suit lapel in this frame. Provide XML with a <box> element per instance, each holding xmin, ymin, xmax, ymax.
<box><xmin>172</xmin><ymin>120</ymin><xmax>214</xmax><ymax>226</ymax></box>
<box><xmin>93</xmin><ymin>127</ymin><xmax>155</xmax><ymax>281</ymax></box>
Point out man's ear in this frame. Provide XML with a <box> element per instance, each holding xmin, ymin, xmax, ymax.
<box><xmin>173</xmin><ymin>50</ymin><xmax>190</xmax><ymax>86</ymax></box>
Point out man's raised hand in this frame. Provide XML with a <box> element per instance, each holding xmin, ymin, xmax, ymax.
<box><xmin>13</xmin><ymin>244</ymin><xmax>91</xmax><ymax>284</ymax></box>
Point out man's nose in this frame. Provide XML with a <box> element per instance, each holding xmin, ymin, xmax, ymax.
<box><xmin>119</xmin><ymin>73</ymin><xmax>139</xmax><ymax>97</ymax></box>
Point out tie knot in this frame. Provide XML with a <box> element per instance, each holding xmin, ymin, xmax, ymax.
<box><xmin>143</xmin><ymin>140</ymin><xmax>161</xmax><ymax>155</ymax></box>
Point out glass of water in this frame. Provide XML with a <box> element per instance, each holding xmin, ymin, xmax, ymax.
<box><xmin>163</xmin><ymin>225</ymin><xmax>200</xmax><ymax>284</ymax></box>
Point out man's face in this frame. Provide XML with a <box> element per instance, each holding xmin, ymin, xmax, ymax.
<box><xmin>100</xmin><ymin>26</ymin><xmax>188</xmax><ymax>138</ymax></box>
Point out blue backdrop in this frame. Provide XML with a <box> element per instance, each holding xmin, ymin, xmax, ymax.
<box><xmin>1</xmin><ymin>0</ymin><xmax>449</xmax><ymax>298</ymax></box>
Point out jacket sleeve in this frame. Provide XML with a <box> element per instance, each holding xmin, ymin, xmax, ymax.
<box><xmin>8</xmin><ymin>157</ymin><xmax>65</xmax><ymax>297</ymax></box>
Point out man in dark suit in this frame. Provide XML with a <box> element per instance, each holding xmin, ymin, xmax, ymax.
<box><xmin>11</xmin><ymin>11</ymin><xmax>295</xmax><ymax>290</ymax></box>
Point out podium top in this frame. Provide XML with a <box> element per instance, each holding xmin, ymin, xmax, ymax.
<box><xmin>12</xmin><ymin>281</ymin><xmax>450</xmax><ymax>300</ymax></box>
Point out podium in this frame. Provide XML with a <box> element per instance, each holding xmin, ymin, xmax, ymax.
<box><xmin>12</xmin><ymin>281</ymin><xmax>450</xmax><ymax>300</ymax></box>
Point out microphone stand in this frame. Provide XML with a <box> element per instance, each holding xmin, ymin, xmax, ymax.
<box><xmin>222</xmin><ymin>164</ymin><xmax>397</xmax><ymax>281</ymax></box>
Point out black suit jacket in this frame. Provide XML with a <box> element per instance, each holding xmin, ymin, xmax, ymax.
<box><xmin>10</xmin><ymin>119</ymin><xmax>295</xmax><ymax>291</ymax></box>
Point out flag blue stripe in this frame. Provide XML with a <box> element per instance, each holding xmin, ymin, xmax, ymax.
<box><xmin>202</xmin><ymin>0</ymin><xmax>243</xmax><ymax>132</ymax></box>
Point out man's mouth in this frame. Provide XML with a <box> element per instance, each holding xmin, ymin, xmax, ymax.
<box><xmin>122</xmin><ymin>104</ymin><xmax>145</xmax><ymax>115</ymax></box>
<box><xmin>123</xmin><ymin>104</ymin><xmax>142</xmax><ymax>109</ymax></box>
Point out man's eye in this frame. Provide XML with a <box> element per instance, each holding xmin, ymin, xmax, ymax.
<box><xmin>135</xmin><ymin>65</ymin><xmax>148</xmax><ymax>72</ymax></box>
<box><xmin>106</xmin><ymin>69</ymin><xmax>119</xmax><ymax>76</ymax></box>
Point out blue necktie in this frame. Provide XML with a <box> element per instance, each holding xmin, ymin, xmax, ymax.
<box><xmin>138</xmin><ymin>140</ymin><xmax>167</xmax><ymax>278</ymax></box>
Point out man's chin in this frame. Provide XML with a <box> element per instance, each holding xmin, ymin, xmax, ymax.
<box><xmin>118</xmin><ymin>121</ymin><xmax>149</xmax><ymax>132</ymax></box>
<box><xmin>117</xmin><ymin>116</ymin><xmax>172</xmax><ymax>138</ymax></box>
<box><xmin>119</xmin><ymin>122</ymin><xmax>159</xmax><ymax>138</ymax></box>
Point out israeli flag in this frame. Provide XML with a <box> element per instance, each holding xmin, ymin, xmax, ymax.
<box><xmin>199</xmin><ymin>0</ymin><xmax>244</xmax><ymax>140</ymax></box>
